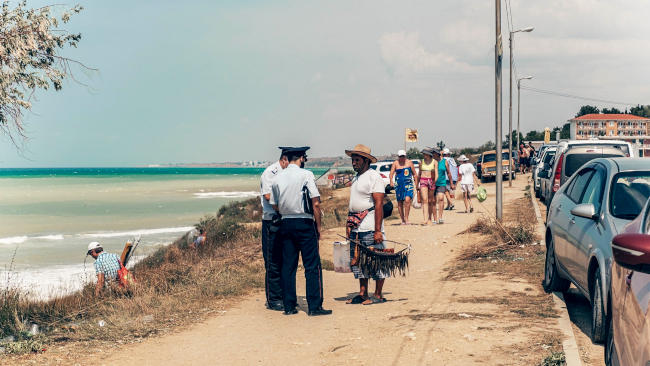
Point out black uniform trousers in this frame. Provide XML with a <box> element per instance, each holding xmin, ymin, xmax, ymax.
<box><xmin>279</xmin><ymin>218</ymin><xmax>324</xmax><ymax>312</ymax></box>
<box><xmin>262</xmin><ymin>220</ymin><xmax>283</xmax><ymax>306</ymax></box>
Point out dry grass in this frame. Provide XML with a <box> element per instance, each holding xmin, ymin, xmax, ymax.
<box><xmin>444</xmin><ymin>195</ymin><xmax>564</xmax><ymax>364</ymax></box>
<box><xmin>1</xmin><ymin>186</ymin><xmax>352</xmax><ymax>357</ymax></box>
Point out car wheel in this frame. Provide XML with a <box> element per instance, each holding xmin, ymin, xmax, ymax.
<box><xmin>535</xmin><ymin>188</ymin><xmax>540</xmax><ymax>198</ymax></box>
<box><xmin>604</xmin><ymin>312</ymin><xmax>619</xmax><ymax>366</ymax></box>
<box><xmin>591</xmin><ymin>267</ymin><xmax>607</xmax><ymax>343</ymax></box>
<box><xmin>542</xmin><ymin>236</ymin><xmax>570</xmax><ymax>293</ymax></box>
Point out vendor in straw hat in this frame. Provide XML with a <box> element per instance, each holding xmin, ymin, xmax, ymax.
<box><xmin>344</xmin><ymin>144</ymin><xmax>389</xmax><ymax>305</ymax></box>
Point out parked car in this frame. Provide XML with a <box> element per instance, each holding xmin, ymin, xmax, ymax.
<box><xmin>370</xmin><ymin>159</ymin><xmax>420</xmax><ymax>191</ymax></box>
<box><xmin>543</xmin><ymin>143</ymin><xmax>627</xmax><ymax>207</ymax></box>
<box><xmin>534</xmin><ymin>147</ymin><xmax>556</xmax><ymax>198</ymax></box>
<box><xmin>534</xmin><ymin>144</ymin><xmax>557</xmax><ymax>168</ymax></box>
<box><xmin>607</xmin><ymin>196</ymin><xmax>650</xmax><ymax>365</ymax></box>
<box><xmin>370</xmin><ymin>161</ymin><xmax>393</xmax><ymax>189</ymax></box>
<box><xmin>539</xmin><ymin>154</ymin><xmax>557</xmax><ymax>203</ymax></box>
<box><xmin>543</xmin><ymin>158</ymin><xmax>650</xmax><ymax>344</ymax></box>
<box><xmin>479</xmin><ymin>150</ymin><xmax>516</xmax><ymax>183</ymax></box>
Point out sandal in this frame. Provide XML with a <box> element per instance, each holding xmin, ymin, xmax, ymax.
<box><xmin>362</xmin><ymin>296</ymin><xmax>387</xmax><ymax>305</ymax></box>
<box><xmin>346</xmin><ymin>295</ymin><xmax>367</xmax><ymax>304</ymax></box>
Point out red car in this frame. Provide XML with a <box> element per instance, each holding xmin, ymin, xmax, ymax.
<box><xmin>608</xmin><ymin>197</ymin><xmax>650</xmax><ymax>365</ymax></box>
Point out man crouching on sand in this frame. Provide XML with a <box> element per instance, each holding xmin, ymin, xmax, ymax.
<box><xmin>345</xmin><ymin>144</ymin><xmax>388</xmax><ymax>305</ymax></box>
<box><xmin>87</xmin><ymin>241</ymin><xmax>121</xmax><ymax>297</ymax></box>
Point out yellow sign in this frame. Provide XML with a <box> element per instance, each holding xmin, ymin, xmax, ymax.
<box><xmin>544</xmin><ymin>127</ymin><xmax>551</xmax><ymax>144</ymax></box>
<box><xmin>405</xmin><ymin>128</ymin><xmax>418</xmax><ymax>142</ymax></box>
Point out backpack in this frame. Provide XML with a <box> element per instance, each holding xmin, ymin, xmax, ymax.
<box><xmin>118</xmin><ymin>261</ymin><xmax>136</xmax><ymax>288</ymax></box>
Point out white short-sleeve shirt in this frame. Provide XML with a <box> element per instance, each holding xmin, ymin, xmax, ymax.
<box><xmin>458</xmin><ymin>163</ymin><xmax>476</xmax><ymax>185</ymax></box>
<box><xmin>270</xmin><ymin>164</ymin><xmax>320</xmax><ymax>219</ymax></box>
<box><xmin>260</xmin><ymin>161</ymin><xmax>283</xmax><ymax>220</ymax></box>
<box><xmin>349</xmin><ymin>169</ymin><xmax>385</xmax><ymax>233</ymax></box>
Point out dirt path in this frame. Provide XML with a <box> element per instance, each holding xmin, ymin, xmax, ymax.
<box><xmin>94</xmin><ymin>177</ymin><xmax>557</xmax><ymax>366</ymax></box>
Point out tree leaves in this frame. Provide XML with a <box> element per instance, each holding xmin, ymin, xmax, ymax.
<box><xmin>0</xmin><ymin>2</ymin><xmax>87</xmax><ymax>145</ymax></box>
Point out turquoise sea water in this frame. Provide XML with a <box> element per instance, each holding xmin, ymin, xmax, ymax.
<box><xmin>0</xmin><ymin>167</ymin><xmax>326</xmax><ymax>298</ymax></box>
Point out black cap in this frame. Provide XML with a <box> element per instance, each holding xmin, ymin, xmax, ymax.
<box><xmin>278</xmin><ymin>146</ymin><xmax>310</xmax><ymax>155</ymax></box>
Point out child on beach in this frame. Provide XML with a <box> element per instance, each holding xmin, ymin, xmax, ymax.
<box><xmin>457</xmin><ymin>155</ymin><xmax>480</xmax><ymax>213</ymax></box>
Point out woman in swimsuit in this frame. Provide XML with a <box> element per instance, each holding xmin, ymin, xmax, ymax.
<box><xmin>418</xmin><ymin>148</ymin><xmax>438</xmax><ymax>225</ymax></box>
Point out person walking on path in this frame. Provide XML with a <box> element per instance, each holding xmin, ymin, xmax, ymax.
<box><xmin>418</xmin><ymin>148</ymin><xmax>438</xmax><ymax>225</ymax></box>
<box><xmin>87</xmin><ymin>241</ymin><xmax>121</xmax><ymax>297</ymax></box>
<box><xmin>443</xmin><ymin>148</ymin><xmax>458</xmax><ymax>211</ymax></box>
<box><xmin>270</xmin><ymin>146</ymin><xmax>332</xmax><ymax>317</ymax></box>
<box><xmin>457</xmin><ymin>155</ymin><xmax>481</xmax><ymax>213</ymax></box>
<box><xmin>259</xmin><ymin>148</ymin><xmax>289</xmax><ymax>311</ymax></box>
<box><xmin>389</xmin><ymin>150</ymin><xmax>419</xmax><ymax>225</ymax></box>
<box><xmin>527</xmin><ymin>142</ymin><xmax>536</xmax><ymax>168</ymax></box>
<box><xmin>344</xmin><ymin>144</ymin><xmax>389</xmax><ymax>305</ymax></box>
<box><xmin>432</xmin><ymin>148</ymin><xmax>454</xmax><ymax>224</ymax></box>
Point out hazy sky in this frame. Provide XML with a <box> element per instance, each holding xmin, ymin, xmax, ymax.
<box><xmin>1</xmin><ymin>0</ymin><xmax>649</xmax><ymax>167</ymax></box>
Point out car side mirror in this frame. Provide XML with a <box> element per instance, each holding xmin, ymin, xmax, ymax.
<box><xmin>570</xmin><ymin>203</ymin><xmax>598</xmax><ymax>220</ymax></box>
<box><xmin>612</xmin><ymin>233</ymin><xmax>650</xmax><ymax>274</ymax></box>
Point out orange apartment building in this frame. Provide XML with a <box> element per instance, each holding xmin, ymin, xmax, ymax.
<box><xmin>569</xmin><ymin>113</ymin><xmax>650</xmax><ymax>157</ymax></box>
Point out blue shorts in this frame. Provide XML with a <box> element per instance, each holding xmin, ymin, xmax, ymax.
<box><xmin>349</xmin><ymin>231</ymin><xmax>389</xmax><ymax>280</ymax></box>
<box><xmin>395</xmin><ymin>183</ymin><xmax>414</xmax><ymax>201</ymax></box>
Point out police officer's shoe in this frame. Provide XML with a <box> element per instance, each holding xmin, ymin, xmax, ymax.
<box><xmin>307</xmin><ymin>307</ymin><xmax>332</xmax><ymax>316</ymax></box>
<box><xmin>266</xmin><ymin>302</ymin><xmax>284</xmax><ymax>311</ymax></box>
<box><xmin>283</xmin><ymin>308</ymin><xmax>298</xmax><ymax>315</ymax></box>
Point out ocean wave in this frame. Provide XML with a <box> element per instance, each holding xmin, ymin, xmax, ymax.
<box><xmin>35</xmin><ymin>234</ymin><xmax>64</xmax><ymax>240</ymax></box>
<box><xmin>0</xmin><ymin>234</ymin><xmax>64</xmax><ymax>245</ymax></box>
<box><xmin>0</xmin><ymin>236</ymin><xmax>28</xmax><ymax>245</ymax></box>
<box><xmin>194</xmin><ymin>191</ymin><xmax>259</xmax><ymax>199</ymax></box>
<box><xmin>80</xmin><ymin>226</ymin><xmax>195</xmax><ymax>238</ymax></box>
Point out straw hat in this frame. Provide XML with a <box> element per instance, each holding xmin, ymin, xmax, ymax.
<box><xmin>345</xmin><ymin>144</ymin><xmax>377</xmax><ymax>163</ymax></box>
<box><xmin>422</xmin><ymin>148</ymin><xmax>434</xmax><ymax>156</ymax></box>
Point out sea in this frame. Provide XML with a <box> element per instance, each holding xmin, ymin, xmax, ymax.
<box><xmin>0</xmin><ymin>167</ymin><xmax>326</xmax><ymax>300</ymax></box>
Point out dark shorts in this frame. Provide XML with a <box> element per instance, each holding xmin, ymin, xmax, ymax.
<box><xmin>435</xmin><ymin>185</ymin><xmax>447</xmax><ymax>195</ymax></box>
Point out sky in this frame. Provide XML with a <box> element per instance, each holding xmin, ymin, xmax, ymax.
<box><xmin>1</xmin><ymin>0</ymin><xmax>650</xmax><ymax>167</ymax></box>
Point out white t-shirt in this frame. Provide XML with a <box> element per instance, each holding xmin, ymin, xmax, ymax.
<box><xmin>349</xmin><ymin>169</ymin><xmax>385</xmax><ymax>233</ymax></box>
<box><xmin>260</xmin><ymin>161</ymin><xmax>283</xmax><ymax>220</ymax></box>
<box><xmin>458</xmin><ymin>163</ymin><xmax>476</xmax><ymax>185</ymax></box>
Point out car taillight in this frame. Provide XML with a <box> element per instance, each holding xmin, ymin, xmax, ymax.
<box><xmin>380</xmin><ymin>173</ymin><xmax>387</xmax><ymax>178</ymax></box>
<box><xmin>552</xmin><ymin>153</ymin><xmax>564</xmax><ymax>192</ymax></box>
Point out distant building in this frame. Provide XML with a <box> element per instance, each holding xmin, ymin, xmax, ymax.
<box><xmin>569</xmin><ymin>114</ymin><xmax>650</xmax><ymax>157</ymax></box>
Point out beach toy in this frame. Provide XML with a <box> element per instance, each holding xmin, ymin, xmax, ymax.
<box><xmin>477</xmin><ymin>186</ymin><xmax>488</xmax><ymax>202</ymax></box>
<box><xmin>332</xmin><ymin>241</ymin><xmax>351</xmax><ymax>273</ymax></box>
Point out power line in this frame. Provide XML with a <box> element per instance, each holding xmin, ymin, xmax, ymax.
<box><xmin>520</xmin><ymin>85</ymin><xmax>643</xmax><ymax>106</ymax></box>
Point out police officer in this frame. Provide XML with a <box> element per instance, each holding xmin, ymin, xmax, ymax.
<box><xmin>259</xmin><ymin>147</ymin><xmax>290</xmax><ymax>311</ymax></box>
<box><xmin>270</xmin><ymin>146</ymin><xmax>332</xmax><ymax>316</ymax></box>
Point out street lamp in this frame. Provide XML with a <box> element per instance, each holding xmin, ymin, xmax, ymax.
<box><xmin>517</xmin><ymin>75</ymin><xmax>534</xmax><ymax>158</ymax></box>
<box><xmin>508</xmin><ymin>27</ymin><xmax>534</xmax><ymax>186</ymax></box>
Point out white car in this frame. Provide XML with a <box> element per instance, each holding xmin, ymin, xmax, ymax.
<box><xmin>370</xmin><ymin>159</ymin><xmax>420</xmax><ymax>191</ymax></box>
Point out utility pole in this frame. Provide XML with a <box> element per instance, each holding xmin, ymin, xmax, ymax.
<box><xmin>508</xmin><ymin>33</ymin><xmax>513</xmax><ymax>187</ymax></box>
<box><xmin>517</xmin><ymin>76</ymin><xmax>533</xmax><ymax>152</ymax></box>
<box><xmin>495</xmin><ymin>0</ymin><xmax>503</xmax><ymax>220</ymax></box>
<box><xmin>508</xmin><ymin>27</ymin><xmax>534</xmax><ymax>187</ymax></box>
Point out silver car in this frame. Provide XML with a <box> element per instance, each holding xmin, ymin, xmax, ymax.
<box><xmin>543</xmin><ymin>158</ymin><xmax>650</xmax><ymax>344</ymax></box>
<box><xmin>534</xmin><ymin>146</ymin><xmax>556</xmax><ymax>198</ymax></box>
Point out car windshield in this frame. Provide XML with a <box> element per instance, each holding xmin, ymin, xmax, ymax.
<box><xmin>610</xmin><ymin>172</ymin><xmax>650</xmax><ymax>219</ymax></box>
<box><xmin>483</xmin><ymin>153</ymin><xmax>511</xmax><ymax>163</ymax></box>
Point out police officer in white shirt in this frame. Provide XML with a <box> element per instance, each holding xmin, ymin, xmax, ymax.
<box><xmin>270</xmin><ymin>146</ymin><xmax>332</xmax><ymax>316</ymax></box>
<box><xmin>259</xmin><ymin>147</ymin><xmax>290</xmax><ymax>311</ymax></box>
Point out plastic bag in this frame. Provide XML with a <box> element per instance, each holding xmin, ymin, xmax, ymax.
<box><xmin>476</xmin><ymin>186</ymin><xmax>488</xmax><ymax>202</ymax></box>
